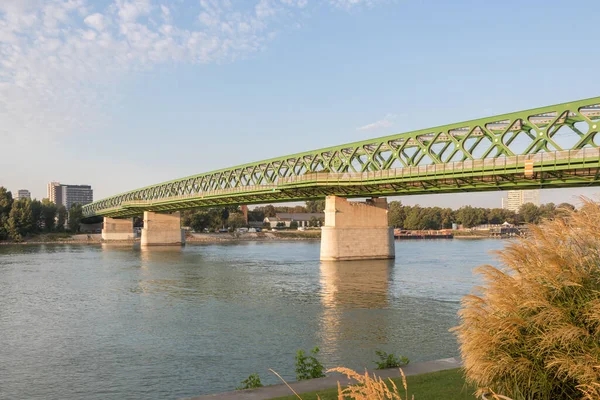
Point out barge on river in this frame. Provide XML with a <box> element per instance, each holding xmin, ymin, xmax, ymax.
<box><xmin>394</xmin><ymin>229</ymin><xmax>454</xmax><ymax>239</ymax></box>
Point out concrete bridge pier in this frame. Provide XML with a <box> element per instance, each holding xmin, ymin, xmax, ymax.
<box><xmin>141</xmin><ymin>211</ymin><xmax>185</xmax><ymax>246</ymax></box>
<box><xmin>320</xmin><ymin>196</ymin><xmax>395</xmax><ymax>261</ymax></box>
<box><xmin>102</xmin><ymin>217</ymin><xmax>134</xmax><ymax>241</ymax></box>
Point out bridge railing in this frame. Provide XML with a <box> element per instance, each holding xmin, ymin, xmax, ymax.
<box><xmin>277</xmin><ymin>147</ymin><xmax>600</xmax><ymax>185</ymax></box>
<box><xmin>118</xmin><ymin>184</ymin><xmax>279</xmax><ymax>208</ymax></box>
<box><xmin>90</xmin><ymin>147</ymin><xmax>600</xmax><ymax>216</ymax></box>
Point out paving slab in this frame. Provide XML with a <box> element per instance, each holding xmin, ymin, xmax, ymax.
<box><xmin>185</xmin><ymin>357</ymin><xmax>461</xmax><ymax>400</ymax></box>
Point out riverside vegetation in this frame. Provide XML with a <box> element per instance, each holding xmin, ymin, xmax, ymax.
<box><xmin>237</xmin><ymin>348</ymin><xmax>408</xmax><ymax>391</ymax></box>
<box><xmin>182</xmin><ymin>198</ymin><xmax>573</xmax><ymax>233</ymax></box>
<box><xmin>454</xmin><ymin>199</ymin><xmax>600</xmax><ymax>399</ymax></box>
<box><xmin>0</xmin><ymin>187</ymin><xmax>83</xmax><ymax>241</ymax></box>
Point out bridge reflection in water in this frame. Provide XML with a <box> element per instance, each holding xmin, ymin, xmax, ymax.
<box><xmin>318</xmin><ymin>259</ymin><xmax>394</xmax><ymax>368</ymax></box>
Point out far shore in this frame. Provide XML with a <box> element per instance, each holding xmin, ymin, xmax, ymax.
<box><xmin>0</xmin><ymin>231</ymin><xmax>322</xmax><ymax>246</ymax></box>
<box><xmin>0</xmin><ymin>229</ymin><xmax>515</xmax><ymax>246</ymax></box>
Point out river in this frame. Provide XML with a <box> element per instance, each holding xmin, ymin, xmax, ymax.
<box><xmin>0</xmin><ymin>239</ymin><xmax>505</xmax><ymax>399</ymax></box>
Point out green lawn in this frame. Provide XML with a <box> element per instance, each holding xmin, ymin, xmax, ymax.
<box><xmin>270</xmin><ymin>368</ymin><xmax>477</xmax><ymax>400</ymax></box>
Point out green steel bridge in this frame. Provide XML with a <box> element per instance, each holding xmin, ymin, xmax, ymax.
<box><xmin>83</xmin><ymin>97</ymin><xmax>600</xmax><ymax>219</ymax></box>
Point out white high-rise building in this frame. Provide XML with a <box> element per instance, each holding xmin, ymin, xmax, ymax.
<box><xmin>47</xmin><ymin>182</ymin><xmax>93</xmax><ymax>209</ymax></box>
<box><xmin>16</xmin><ymin>189</ymin><xmax>31</xmax><ymax>200</ymax></box>
<box><xmin>502</xmin><ymin>190</ymin><xmax>540</xmax><ymax>213</ymax></box>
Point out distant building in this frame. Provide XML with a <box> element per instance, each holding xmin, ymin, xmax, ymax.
<box><xmin>47</xmin><ymin>182</ymin><xmax>93</xmax><ymax>209</ymax></box>
<box><xmin>15</xmin><ymin>189</ymin><xmax>31</xmax><ymax>200</ymax></box>
<box><xmin>264</xmin><ymin>212</ymin><xmax>324</xmax><ymax>228</ymax></box>
<box><xmin>502</xmin><ymin>190</ymin><xmax>540</xmax><ymax>213</ymax></box>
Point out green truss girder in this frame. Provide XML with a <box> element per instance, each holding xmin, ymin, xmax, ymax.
<box><xmin>84</xmin><ymin>97</ymin><xmax>600</xmax><ymax>218</ymax></box>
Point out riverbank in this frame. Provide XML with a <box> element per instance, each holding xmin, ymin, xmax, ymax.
<box><xmin>0</xmin><ymin>229</ymin><xmax>513</xmax><ymax>245</ymax></box>
<box><xmin>0</xmin><ymin>231</ymin><xmax>322</xmax><ymax>245</ymax></box>
<box><xmin>187</xmin><ymin>231</ymin><xmax>321</xmax><ymax>243</ymax></box>
<box><xmin>0</xmin><ymin>233</ymin><xmax>104</xmax><ymax>245</ymax></box>
<box><xmin>187</xmin><ymin>357</ymin><xmax>468</xmax><ymax>400</ymax></box>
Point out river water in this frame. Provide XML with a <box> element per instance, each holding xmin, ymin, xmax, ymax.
<box><xmin>0</xmin><ymin>239</ymin><xmax>505</xmax><ymax>399</ymax></box>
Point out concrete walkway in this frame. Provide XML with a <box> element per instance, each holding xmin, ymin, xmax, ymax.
<box><xmin>185</xmin><ymin>357</ymin><xmax>461</xmax><ymax>400</ymax></box>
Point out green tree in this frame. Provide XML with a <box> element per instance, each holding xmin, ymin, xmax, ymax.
<box><xmin>388</xmin><ymin>201</ymin><xmax>406</xmax><ymax>228</ymax></box>
<box><xmin>189</xmin><ymin>211</ymin><xmax>210</xmax><ymax>232</ymax></box>
<box><xmin>305</xmin><ymin>200</ymin><xmax>325</xmax><ymax>213</ymax></box>
<box><xmin>456</xmin><ymin>206</ymin><xmax>486</xmax><ymax>228</ymax></box>
<box><xmin>248</xmin><ymin>209</ymin><xmax>265</xmax><ymax>222</ymax></box>
<box><xmin>181</xmin><ymin>210</ymin><xmax>195</xmax><ymax>227</ymax></box>
<box><xmin>290</xmin><ymin>220</ymin><xmax>299</xmax><ymax>230</ymax></box>
<box><xmin>228</xmin><ymin>213</ymin><xmax>247</xmax><ymax>230</ymax></box>
<box><xmin>486</xmin><ymin>208</ymin><xmax>506</xmax><ymax>224</ymax></box>
<box><xmin>519</xmin><ymin>202</ymin><xmax>541</xmax><ymax>224</ymax></box>
<box><xmin>6</xmin><ymin>198</ymin><xmax>33</xmax><ymax>241</ymax></box>
<box><xmin>441</xmin><ymin>208</ymin><xmax>454</xmax><ymax>229</ymax></box>
<box><xmin>292</xmin><ymin>205</ymin><xmax>307</xmax><ymax>213</ymax></box>
<box><xmin>539</xmin><ymin>202</ymin><xmax>556</xmax><ymax>220</ymax></box>
<box><xmin>0</xmin><ymin>187</ymin><xmax>13</xmax><ymax>240</ymax></box>
<box><xmin>220</xmin><ymin>207</ymin><xmax>230</xmax><ymax>228</ymax></box>
<box><xmin>30</xmin><ymin>199</ymin><xmax>43</xmax><ymax>232</ymax></box>
<box><xmin>263</xmin><ymin>205</ymin><xmax>276</xmax><ymax>217</ymax></box>
<box><xmin>41</xmin><ymin>199</ymin><xmax>57</xmax><ymax>232</ymax></box>
<box><xmin>423</xmin><ymin>207</ymin><xmax>442</xmax><ymax>229</ymax></box>
<box><xmin>56</xmin><ymin>205</ymin><xmax>67</xmax><ymax>231</ymax></box>
<box><xmin>403</xmin><ymin>206</ymin><xmax>422</xmax><ymax>230</ymax></box>
<box><xmin>68</xmin><ymin>203</ymin><xmax>84</xmax><ymax>232</ymax></box>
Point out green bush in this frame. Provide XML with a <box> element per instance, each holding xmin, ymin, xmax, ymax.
<box><xmin>295</xmin><ymin>347</ymin><xmax>326</xmax><ymax>380</ymax></box>
<box><xmin>290</xmin><ymin>221</ymin><xmax>299</xmax><ymax>229</ymax></box>
<box><xmin>236</xmin><ymin>373</ymin><xmax>263</xmax><ymax>390</ymax></box>
<box><xmin>373</xmin><ymin>350</ymin><xmax>409</xmax><ymax>369</ymax></box>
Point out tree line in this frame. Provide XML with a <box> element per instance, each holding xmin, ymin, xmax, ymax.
<box><xmin>181</xmin><ymin>198</ymin><xmax>575</xmax><ymax>233</ymax></box>
<box><xmin>1</xmin><ymin>183</ymin><xmax>576</xmax><ymax>240</ymax></box>
<box><xmin>0</xmin><ymin>187</ymin><xmax>84</xmax><ymax>241</ymax></box>
<box><xmin>389</xmin><ymin>201</ymin><xmax>576</xmax><ymax>230</ymax></box>
<box><xmin>181</xmin><ymin>200</ymin><xmax>327</xmax><ymax>233</ymax></box>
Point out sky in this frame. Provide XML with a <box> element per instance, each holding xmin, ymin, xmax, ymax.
<box><xmin>1</xmin><ymin>0</ymin><xmax>600</xmax><ymax>209</ymax></box>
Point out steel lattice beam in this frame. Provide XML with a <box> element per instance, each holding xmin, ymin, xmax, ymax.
<box><xmin>83</xmin><ymin>97</ymin><xmax>600</xmax><ymax>218</ymax></box>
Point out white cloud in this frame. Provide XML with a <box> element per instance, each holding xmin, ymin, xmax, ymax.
<box><xmin>115</xmin><ymin>0</ymin><xmax>152</xmax><ymax>23</ymax></box>
<box><xmin>0</xmin><ymin>0</ymin><xmax>386</xmax><ymax>145</ymax></box>
<box><xmin>84</xmin><ymin>13</ymin><xmax>106</xmax><ymax>31</ymax></box>
<box><xmin>329</xmin><ymin>0</ymin><xmax>385</xmax><ymax>9</ymax></box>
<box><xmin>357</xmin><ymin>113</ymin><xmax>397</xmax><ymax>131</ymax></box>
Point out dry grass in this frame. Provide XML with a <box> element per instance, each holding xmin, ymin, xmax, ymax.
<box><xmin>271</xmin><ymin>367</ymin><xmax>414</xmax><ymax>400</ymax></box>
<box><xmin>329</xmin><ymin>367</ymin><xmax>412</xmax><ymax>400</ymax></box>
<box><xmin>454</xmin><ymin>199</ymin><xmax>600</xmax><ymax>399</ymax></box>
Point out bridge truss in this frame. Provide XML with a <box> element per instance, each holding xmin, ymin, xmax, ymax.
<box><xmin>84</xmin><ymin>97</ymin><xmax>600</xmax><ymax>218</ymax></box>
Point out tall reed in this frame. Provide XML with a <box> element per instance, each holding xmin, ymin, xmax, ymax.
<box><xmin>454</xmin><ymin>199</ymin><xmax>600</xmax><ymax>399</ymax></box>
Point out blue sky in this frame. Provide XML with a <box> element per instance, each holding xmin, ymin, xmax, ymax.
<box><xmin>1</xmin><ymin>0</ymin><xmax>599</xmax><ymax>208</ymax></box>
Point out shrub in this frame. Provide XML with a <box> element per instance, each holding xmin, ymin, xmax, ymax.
<box><xmin>236</xmin><ymin>373</ymin><xmax>263</xmax><ymax>390</ymax></box>
<box><xmin>295</xmin><ymin>347</ymin><xmax>326</xmax><ymax>380</ymax></box>
<box><xmin>454</xmin><ymin>199</ymin><xmax>600</xmax><ymax>399</ymax></box>
<box><xmin>374</xmin><ymin>350</ymin><xmax>409</xmax><ymax>369</ymax></box>
<box><xmin>290</xmin><ymin>221</ymin><xmax>299</xmax><ymax>230</ymax></box>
